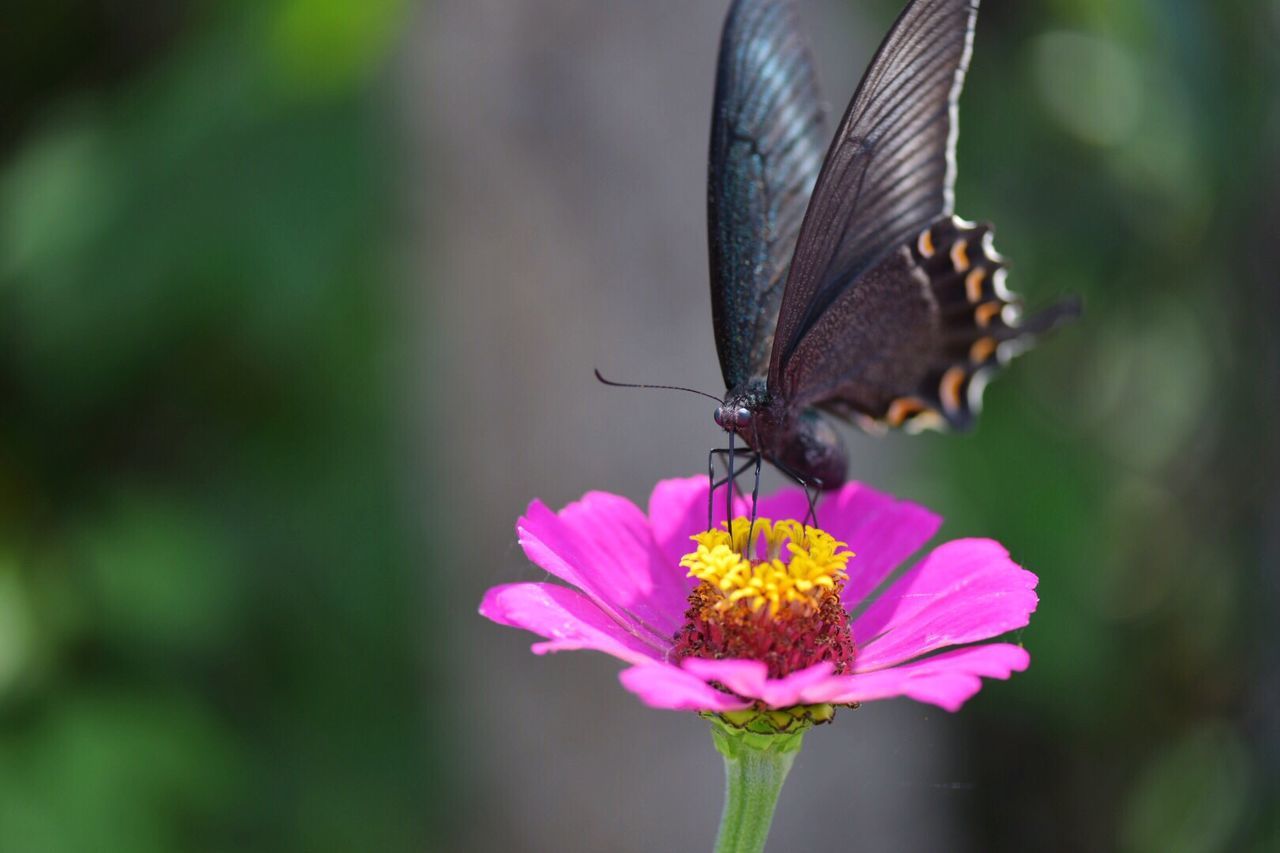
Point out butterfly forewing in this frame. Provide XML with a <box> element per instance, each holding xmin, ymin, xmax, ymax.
<box><xmin>708</xmin><ymin>0</ymin><xmax>827</xmax><ymax>390</ymax></box>
<box><xmin>768</xmin><ymin>0</ymin><xmax>979</xmax><ymax>384</ymax></box>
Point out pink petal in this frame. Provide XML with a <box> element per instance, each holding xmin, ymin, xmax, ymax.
<box><xmin>801</xmin><ymin>644</ymin><xmax>1031</xmax><ymax>712</ymax></box>
<box><xmin>681</xmin><ymin>658</ymin><xmax>838</xmax><ymax>709</ymax></box>
<box><xmin>648</xmin><ymin>476</ymin><xmax>751</xmax><ymax>569</ymax></box>
<box><xmin>853</xmin><ymin>539</ymin><xmax>1038</xmax><ymax>671</ymax></box>
<box><xmin>680</xmin><ymin>658</ymin><xmax>768</xmax><ymax>699</ymax></box>
<box><xmin>618</xmin><ymin>663</ymin><xmax>752</xmax><ymax>712</ymax></box>
<box><xmin>518</xmin><ymin>492</ymin><xmax>687</xmax><ymax>643</ymax></box>
<box><xmin>648</xmin><ymin>477</ymin><xmax>709</xmax><ymax>569</ymax></box>
<box><xmin>479</xmin><ymin>583</ymin><xmax>667</xmax><ymax>666</ymax></box>
<box><xmin>819</xmin><ymin>482</ymin><xmax>943</xmax><ymax>611</ymax></box>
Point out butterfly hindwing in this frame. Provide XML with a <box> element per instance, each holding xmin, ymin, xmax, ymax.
<box><xmin>708</xmin><ymin>0</ymin><xmax>827</xmax><ymax>390</ymax></box>
<box><xmin>768</xmin><ymin>0</ymin><xmax>980</xmax><ymax>384</ymax></box>
<box><xmin>778</xmin><ymin>244</ymin><xmax>937</xmax><ymax>418</ymax></box>
<box><xmin>790</xmin><ymin>216</ymin><xmax>1081</xmax><ymax>432</ymax></box>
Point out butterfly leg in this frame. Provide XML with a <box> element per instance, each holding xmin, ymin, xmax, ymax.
<box><xmin>706</xmin><ymin>448</ymin><xmax>759</xmax><ymax>531</ymax></box>
<box><xmin>725</xmin><ymin>429</ymin><xmax>737</xmax><ymax>535</ymax></box>
<box><xmin>707</xmin><ymin>447</ymin><xmax>728</xmax><ymax>529</ymax></box>
<box><xmin>746</xmin><ymin>452</ymin><xmax>763</xmax><ymax>552</ymax></box>
<box><xmin>709</xmin><ymin>456</ymin><xmax>758</xmax><ymax>492</ymax></box>
<box><xmin>707</xmin><ymin>447</ymin><xmax>737</xmax><ymax>530</ymax></box>
<box><xmin>770</xmin><ymin>459</ymin><xmax>823</xmax><ymax>527</ymax></box>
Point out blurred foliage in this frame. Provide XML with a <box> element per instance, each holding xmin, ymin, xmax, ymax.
<box><xmin>0</xmin><ymin>1</ymin><xmax>445</xmax><ymax>851</ymax></box>
<box><xmin>873</xmin><ymin>0</ymin><xmax>1279</xmax><ymax>849</ymax></box>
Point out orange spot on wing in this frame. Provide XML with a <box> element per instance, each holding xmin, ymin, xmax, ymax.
<box><xmin>969</xmin><ymin>336</ymin><xmax>998</xmax><ymax>364</ymax></box>
<box><xmin>886</xmin><ymin>397</ymin><xmax>927</xmax><ymax>427</ymax></box>
<box><xmin>975</xmin><ymin>301</ymin><xmax>1003</xmax><ymax>328</ymax></box>
<box><xmin>940</xmin><ymin>366</ymin><xmax>968</xmax><ymax>414</ymax></box>
<box><xmin>965</xmin><ymin>268</ymin><xmax>987</xmax><ymax>303</ymax></box>
<box><xmin>917</xmin><ymin>228</ymin><xmax>935</xmax><ymax>258</ymax></box>
<box><xmin>951</xmin><ymin>239</ymin><xmax>970</xmax><ymax>273</ymax></box>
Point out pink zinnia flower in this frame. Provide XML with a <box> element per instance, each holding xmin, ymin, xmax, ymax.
<box><xmin>481</xmin><ymin>476</ymin><xmax>1037</xmax><ymax>715</ymax></box>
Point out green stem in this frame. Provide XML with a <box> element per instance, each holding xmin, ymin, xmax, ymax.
<box><xmin>709</xmin><ymin>718</ymin><xmax>807</xmax><ymax>853</ymax></box>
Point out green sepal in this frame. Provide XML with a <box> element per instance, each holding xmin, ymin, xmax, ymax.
<box><xmin>704</xmin><ymin>702</ymin><xmax>837</xmax><ymax>737</ymax></box>
<box><xmin>708</xmin><ymin>715</ymin><xmax>807</xmax><ymax>758</ymax></box>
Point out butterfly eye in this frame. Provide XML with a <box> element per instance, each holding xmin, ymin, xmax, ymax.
<box><xmin>734</xmin><ymin>407</ymin><xmax>753</xmax><ymax>428</ymax></box>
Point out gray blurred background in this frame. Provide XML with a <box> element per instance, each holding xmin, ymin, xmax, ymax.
<box><xmin>419</xmin><ymin>3</ymin><xmax>962</xmax><ymax>845</ymax></box>
<box><xmin>3</xmin><ymin>0</ymin><xmax>1278</xmax><ymax>850</ymax></box>
<box><xmin>421</xmin><ymin>2</ymin><xmax>958</xmax><ymax>850</ymax></box>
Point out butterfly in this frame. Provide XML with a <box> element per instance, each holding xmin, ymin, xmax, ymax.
<box><xmin>704</xmin><ymin>0</ymin><xmax>1078</xmax><ymax>512</ymax></box>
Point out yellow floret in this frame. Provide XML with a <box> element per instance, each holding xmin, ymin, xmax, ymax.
<box><xmin>680</xmin><ymin>517</ymin><xmax>854</xmax><ymax>615</ymax></box>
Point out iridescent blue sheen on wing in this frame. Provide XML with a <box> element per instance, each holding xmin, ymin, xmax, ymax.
<box><xmin>769</xmin><ymin>0</ymin><xmax>980</xmax><ymax>384</ymax></box>
<box><xmin>708</xmin><ymin>0</ymin><xmax>826</xmax><ymax>390</ymax></box>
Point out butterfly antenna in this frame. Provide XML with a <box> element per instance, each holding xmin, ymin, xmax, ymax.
<box><xmin>593</xmin><ymin>369</ymin><xmax>723</xmax><ymax>403</ymax></box>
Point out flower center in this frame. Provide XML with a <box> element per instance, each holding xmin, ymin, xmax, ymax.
<box><xmin>673</xmin><ymin>517</ymin><xmax>857</xmax><ymax>680</ymax></box>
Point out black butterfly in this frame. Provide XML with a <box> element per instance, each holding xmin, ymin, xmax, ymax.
<box><xmin>704</xmin><ymin>0</ymin><xmax>1077</xmax><ymax>510</ymax></box>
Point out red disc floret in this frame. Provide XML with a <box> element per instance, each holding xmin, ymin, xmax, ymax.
<box><xmin>674</xmin><ymin>582</ymin><xmax>857</xmax><ymax>680</ymax></box>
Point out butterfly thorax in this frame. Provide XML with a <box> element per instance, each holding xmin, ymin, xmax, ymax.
<box><xmin>716</xmin><ymin>377</ymin><xmax>848</xmax><ymax>490</ymax></box>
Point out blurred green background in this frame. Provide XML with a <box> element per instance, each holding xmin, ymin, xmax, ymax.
<box><xmin>908</xmin><ymin>2</ymin><xmax>1280</xmax><ymax>851</ymax></box>
<box><xmin>906</xmin><ymin>0</ymin><xmax>1280</xmax><ymax>848</ymax></box>
<box><xmin>1</xmin><ymin>1</ymin><xmax>444</xmax><ymax>850</ymax></box>
<box><xmin>2</xmin><ymin>0</ymin><xmax>1277</xmax><ymax>851</ymax></box>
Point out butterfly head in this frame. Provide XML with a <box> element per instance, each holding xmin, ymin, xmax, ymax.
<box><xmin>713</xmin><ymin>379</ymin><xmax>772</xmax><ymax>440</ymax></box>
<box><xmin>713</xmin><ymin>402</ymin><xmax>753</xmax><ymax>432</ymax></box>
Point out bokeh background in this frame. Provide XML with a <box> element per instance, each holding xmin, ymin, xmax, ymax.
<box><xmin>2</xmin><ymin>0</ymin><xmax>1277</xmax><ymax>850</ymax></box>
